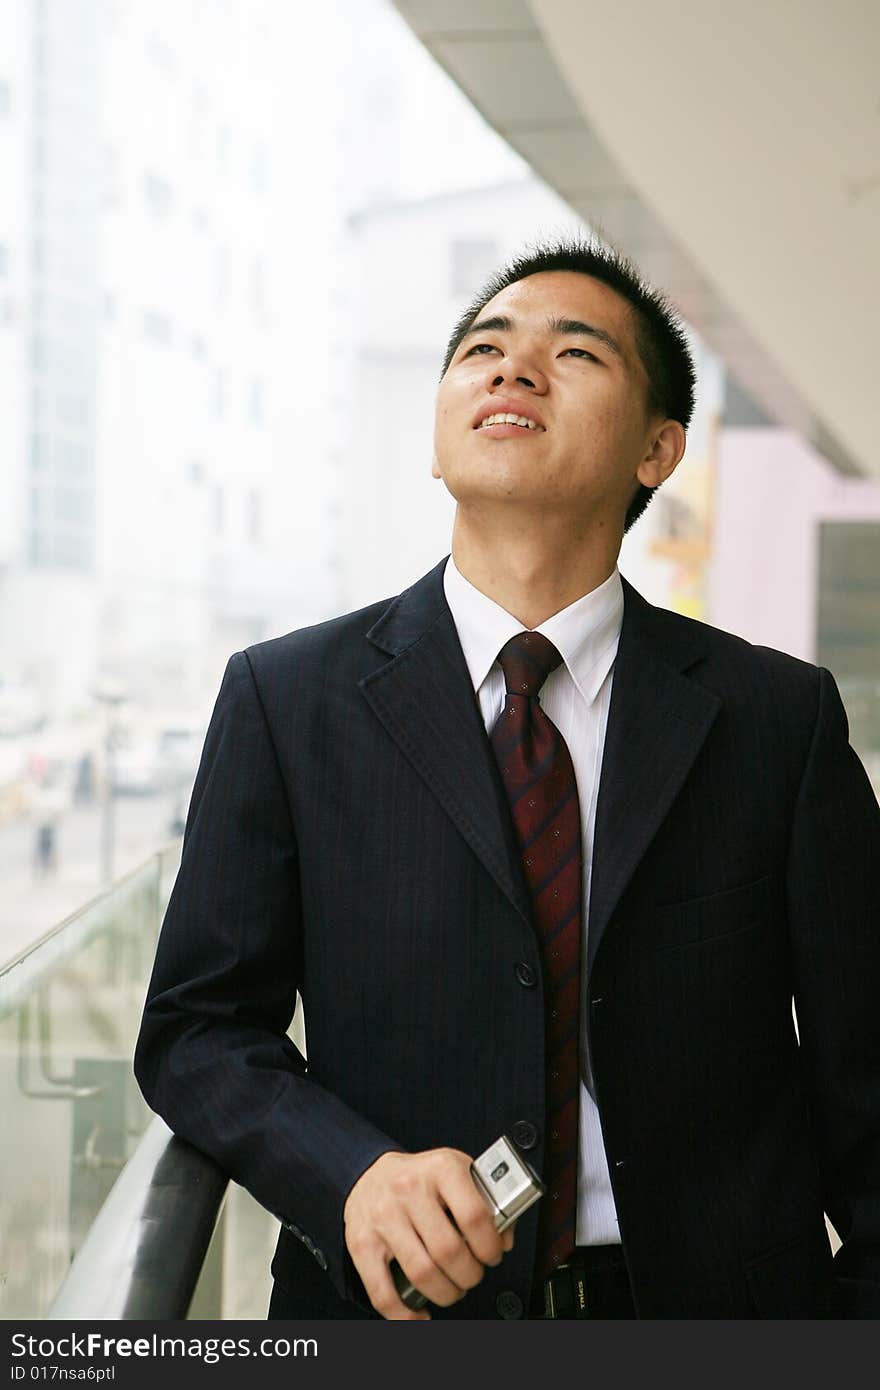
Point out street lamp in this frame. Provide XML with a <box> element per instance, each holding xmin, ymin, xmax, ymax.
<box><xmin>91</xmin><ymin>679</ymin><xmax>126</xmax><ymax>885</ymax></box>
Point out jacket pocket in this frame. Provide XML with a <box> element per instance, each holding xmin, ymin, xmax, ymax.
<box><xmin>743</xmin><ymin>1224</ymin><xmax>836</xmax><ymax>1318</ymax></box>
<box><xmin>653</xmin><ymin>873</ymin><xmax>772</xmax><ymax>951</ymax></box>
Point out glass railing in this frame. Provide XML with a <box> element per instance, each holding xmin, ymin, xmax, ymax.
<box><xmin>0</xmin><ymin>842</ymin><xmax>289</xmax><ymax>1320</ymax></box>
<box><xmin>0</xmin><ymin>846</ymin><xmax>179</xmax><ymax>1319</ymax></box>
<box><xmin>47</xmin><ymin>1114</ymin><xmax>230</xmax><ymax>1320</ymax></box>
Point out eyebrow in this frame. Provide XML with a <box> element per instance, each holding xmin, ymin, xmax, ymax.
<box><xmin>459</xmin><ymin>313</ymin><xmax>624</xmax><ymax>359</ymax></box>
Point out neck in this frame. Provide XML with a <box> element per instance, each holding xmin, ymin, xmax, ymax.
<box><xmin>450</xmin><ymin>508</ymin><xmax>621</xmax><ymax>628</ymax></box>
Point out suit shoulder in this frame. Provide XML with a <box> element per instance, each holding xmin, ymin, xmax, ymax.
<box><xmin>658</xmin><ymin>601</ymin><xmax>815</xmax><ymax>672</ymax></box>
<box><xmin>645</xmin><ymin>600</ymin><xmax>823</xmax><ymax>728</ymax></box>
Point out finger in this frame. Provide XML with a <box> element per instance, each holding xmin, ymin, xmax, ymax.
<box><xmin>350</xmin><ymin>1235</ymin><xmax>431</xmax><ymax>1321</ymax></box>
<box><xmin>437</xmin><ymin>1168</ymin><xmax>506</xmax><ymax>1267</ymax></box>
<box><xmin>501</xmin><ymin>1225</ymin><xmax>515</xmax><ymax>1252</ymax></box>
<box><xmin>413</xmin><ymin>1204</ymin><xmax>485</xmax><ymax>1292</ymax></box>
<box><xmin>392</xmin><ymin>1223</ymin><xmax>467</xmax><ymax>1309</ymax></box>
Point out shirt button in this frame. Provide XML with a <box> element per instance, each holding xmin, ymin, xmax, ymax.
<box><xmin>515</xmin><ymin>961</ymin><xmax>537</xmax><ymax>988</ymax></box>
<box><xmin>510</xmin><ymin>1120</ymin><xmax>538</xmax><ymax>1150</ymax></box>
<box><xmin>496</xmin><ymin>1290</ymin><xmax>524</xmax><ymax>1319</ymax></box>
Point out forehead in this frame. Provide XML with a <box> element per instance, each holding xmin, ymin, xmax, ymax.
<box><xmin>477</xmin><ymin>270</ymin><xmax>637</xmax><ymax>351</ymax></box>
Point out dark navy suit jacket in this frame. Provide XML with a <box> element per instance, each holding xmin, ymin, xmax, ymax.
<box><xmin>134</xmin><ymin>557</ymin><xmax>880</xmax><ymax>1318</ymax></box>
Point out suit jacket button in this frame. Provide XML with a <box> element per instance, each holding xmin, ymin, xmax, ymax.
<box><xmin>511</xmin><ymin>1120</ymin><xmax>538</xmax><ymax>1150</ymax></box>
<box><xmin>515</xmin><ymin>961</ymin><xmax>537</xmax><ymax>988</ymax></box>
<box><xmin>496</xmin><ymin>1290</ymin><xmax>524</xmax><ymax>1319</ymax></box>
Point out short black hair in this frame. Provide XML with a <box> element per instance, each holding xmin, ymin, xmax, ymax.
<box><xmin>440</xmin><ymin>235</ymin><xmax>696</xmax><ymax>533</ymax></box>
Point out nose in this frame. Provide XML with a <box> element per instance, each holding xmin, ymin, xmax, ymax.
<box><xmin>485</xmin><ymin>345</ymin><xmax>548</xmax><ymax>393</ymax></box>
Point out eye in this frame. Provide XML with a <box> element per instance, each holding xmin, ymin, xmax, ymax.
<box><xmin>463</xmin><ymin>342</ymin><xmax>499</xmax><ymax>356</ymax></box>
<box><xmin>561</xmin><ymin>347</ymin><xmax>599</xmax><ymax>361</ymax></box>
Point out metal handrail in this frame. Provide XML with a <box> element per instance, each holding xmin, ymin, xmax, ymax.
<box><xmin>47</xmin><ymin>1115</ymin><xmax>229</xmax><ymax>1320</ymax></box>
<box><xmin>0</xmin><ymin>841</ymin><xmax>181</xmax><ymax>1019</ymax></box>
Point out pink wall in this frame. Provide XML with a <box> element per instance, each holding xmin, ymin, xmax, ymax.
<box><xmin>708</xmin><ymin>427</ymin><xmax>880</xmax><ymax>662</ymax></box>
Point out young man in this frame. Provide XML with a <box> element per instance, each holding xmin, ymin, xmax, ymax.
<box><xmin>134</xmin><ymin>239</ymin><xmax>880</xmax><ymax>1320</ymax></box>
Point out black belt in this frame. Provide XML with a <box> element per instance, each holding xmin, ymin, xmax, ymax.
<box><xmin>529</xmin><ymin>1245</ymin><xmax>634</xmax><ymax>1319</ymax></box>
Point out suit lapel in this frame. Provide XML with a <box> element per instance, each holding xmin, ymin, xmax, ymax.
<box><xmin>360</xmin><ymin>558</ymin><xmax>532</xmax><ymax>926</ymax></box>
<box><xmin>587</xmin><ymin>577</ymin><xmax>721</xmax><ymax>976</ymax></box>
<box><xmin>359</xmin><ymin>560</ymin><xmax>722</xmax><ymax>959</ymax></box>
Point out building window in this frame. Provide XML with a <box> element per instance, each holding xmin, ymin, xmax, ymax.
<box><xmin>144</xmin><ymin>171</ymin><xmax>173</xmax><ymax>216</ymax></box>
<box><xmin>30</xmin><ymin>484</ymin><xmax>47</xmax><ymax>520</ymax></box>
<box><xmin>214</xmin><ymin>243</ymin><xmax>228</xmax><ymax>305</ymax></box>
<box><xmin>103</xmin><ymin>145</ymin><xmax>121</xmax><ymax>208</ymax></box>
<box><xmin>54</xmin><ymin>487</ymin><xmax>87</xmax><ymax>524</ymax></box>
<box><xmin>817</xmin><ymin>521</ymin><xmax>880</xmax><ymax>791</ymax></box>
<box><xmin>54</xmin><ymin>439</ymin><xmax>86</xmax><ymax>478</ymax></box>
<box><xmin>145</xmin><ymin>34</ymin><xmax>174</xmax><ymax>73</ymax></box>
<box><xmin>251</xmin><ymin>140</ymin><xmax>268</xmax><ymax>192</ymax></box>
<box><xmin>248</xmin><ymin>377</ymin><xmax>264</xmax><ymax>425</ymax></box>
<box><xmin>143</xmin><ymin>311</ymin><xmax>172</xmax><ymax>343</ymax></box>
<box><xmin>450</xmin><ymin>239</ymin><xmax>498</xmax><ymax>298</ymax></box>
<box><xmin>252</xmin><ymin>256</ymin><xmax>265</xmax><ymax>317</ymax></box>
<box><xmin>212</xmin><ymin>484</ymin><xmax>224</xmax><ymax>532</ymax></box>
<box><xmin>247</xmin><ymin>488</ymin><xmax>262</xmax><ymax>544</ymax></box>
<box><xmin>56</xmin><ymin>393</ymin><xmax>88</xmax><ymax>426</ymax></box>
<box><xmin>48</xmin><ymin>526</ymin><xmax>90</xmax><ymax>569</ymax></box>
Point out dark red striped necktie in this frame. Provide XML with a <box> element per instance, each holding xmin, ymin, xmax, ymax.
<box><xmin>490</xmin><ymin>630</ymin><xmax>582</xmax><ymax>1280</ymax></box>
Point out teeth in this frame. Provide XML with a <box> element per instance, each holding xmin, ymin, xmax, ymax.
<box><xmin>480</xmin><ymin>413</ymin><xmax>540</xmax><ymax>429</ymax></box>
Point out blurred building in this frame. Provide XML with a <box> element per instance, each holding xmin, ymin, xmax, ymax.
<box><xmin>0</xmin><ymin>0</ymin><xmax>347</xmax><ymax>723</ymax></box>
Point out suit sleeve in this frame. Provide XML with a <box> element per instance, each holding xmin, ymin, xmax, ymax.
<box><xmin>133</xmin><ymin>650</ymin><xmax>402</xmax><ymax>1303</ymax></box>
<box><xmin>785</xmin><ymin>665</ymin><xmax>880</xmax><ymax>1317</ymax></box>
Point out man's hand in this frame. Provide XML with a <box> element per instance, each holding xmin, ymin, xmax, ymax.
<box><xmin>343</xmin><ymin>1148</ymin><xmax>516</xmax><ymax>1320</ymax></box>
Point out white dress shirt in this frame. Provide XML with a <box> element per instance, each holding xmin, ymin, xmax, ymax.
<box><xmin>443</xmin><ymin>552</ymin><xmax>624</xmax><ymax>1245</ymax></box>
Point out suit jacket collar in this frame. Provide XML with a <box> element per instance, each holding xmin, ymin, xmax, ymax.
<box><xmin>361</xmin><ymin>556</ymin><xmax>721</xmax><ymax>972</ymax></box>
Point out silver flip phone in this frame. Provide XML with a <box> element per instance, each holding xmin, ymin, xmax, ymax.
<box><xmin>390</xmin><ymin>1134</ymin><xmax>545</xmax><ymax>1312</ymax></box>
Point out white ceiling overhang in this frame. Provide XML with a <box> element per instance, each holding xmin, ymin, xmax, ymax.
<box><xmin>392</xmin><ymin>0</ymin><xmax>880</xmax><ymax>477</ymax></box>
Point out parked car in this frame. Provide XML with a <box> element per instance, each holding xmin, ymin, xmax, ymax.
<box><xmin>110</xmin><ymin>715</ymin><xmax>205</xmax><ymax>796</ymax></box>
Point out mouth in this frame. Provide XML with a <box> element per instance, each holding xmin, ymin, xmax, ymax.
<box><xmin>473</xmin><ymin>412</ymin><xmax>545</xmax><ymax>434</ymax></box>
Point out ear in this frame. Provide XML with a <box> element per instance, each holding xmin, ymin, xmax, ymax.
<box><xmin>636</xmin><ymin>419</ymin><xmax>687</xmax><ymax>489</ymax></box>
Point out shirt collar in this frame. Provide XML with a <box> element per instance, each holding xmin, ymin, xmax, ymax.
<box><xmin>443</xmin><ymin>553</ymin><xmax>624</xmax><ymax>707</ymax></box>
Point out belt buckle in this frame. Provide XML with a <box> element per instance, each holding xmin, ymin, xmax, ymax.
<box><xmin>543</xmin><ymin>1260</ymin><xmax>589</xmax><ymax>1319</ymax></box>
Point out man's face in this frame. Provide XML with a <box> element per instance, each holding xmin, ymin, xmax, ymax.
<box><xmin>433</xmin><ymin>270</ymin><xmax>664</xmax><ymax>524</ymax></box>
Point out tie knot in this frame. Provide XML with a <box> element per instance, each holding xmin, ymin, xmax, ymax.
<box><xmin>496</xmin><ymin>630</ymin><xmax>563</xmax><ymax>698</ymax></box>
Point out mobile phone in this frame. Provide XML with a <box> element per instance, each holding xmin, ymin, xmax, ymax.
<box><xmin>390</xmin><ymin>1134</ymin><xmax>545</xmax><ymax>1311</ymax></box>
